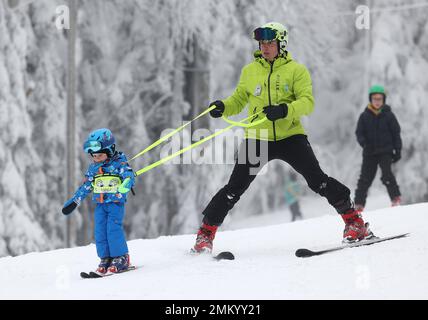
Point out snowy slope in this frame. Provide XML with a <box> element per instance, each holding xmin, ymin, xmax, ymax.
<box><xmin>0</xmin><ymin>203</ymin><xmax>427</xmax><ymax>300</ymax></box>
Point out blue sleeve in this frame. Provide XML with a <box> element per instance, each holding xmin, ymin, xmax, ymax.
<box><xmin>72</xmin><ymin>166</ymin><xmax>95</xmax><ymax>204</ymax></box>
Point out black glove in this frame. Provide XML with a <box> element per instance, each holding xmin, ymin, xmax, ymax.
<box><xmin>263</xmin><ymin>104</ymin><xmax>288</xmax><ymax>121</ymax></box>
<box><xmin>62</xmin><ymin>198</ymin><xmax>78</xmax><ymax>215</ymax></box>
<box><xmin>392</xmin><ymin>149</ymin><xmax>401</xmax><ymax>163</ymax></box>
<box><xmin>209</xmin><ymin>100</ymin><xmax>225</xmax><ymax>118</ymax></box>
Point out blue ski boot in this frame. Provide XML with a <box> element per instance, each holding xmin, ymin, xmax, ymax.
<box><xmin>95</xmin><ymin>257</ymin><xmax>112</xmax><ymax>275</ymax></box>
<box><xmin>108</xmin><ymin>254</ymin><xmax>131</xmax><ymax>273</ymax></box>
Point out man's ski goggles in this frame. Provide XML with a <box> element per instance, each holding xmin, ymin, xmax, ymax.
<box><xmin>253</xmin><ymin>27</ymin><xmax>277</xmax><ymax>41</ymax></box>
<box><xmin>83</xmin><ymin>140</ymin><xmax>102</xmax><ymax>153</ymax></box>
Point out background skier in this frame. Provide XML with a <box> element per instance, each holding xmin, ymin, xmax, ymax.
<box><xmin>192</xmin><ymin>22</ymin><xmax>375</xmax><ymax>254</ymax></box>
<box><xmin>354</xmin><ymin>85</ymin><xmax>402</xmax><ymax>211</ymax></box>
<box><xmin>284</xmin><ymin>172</ymin><xmax>303</xmax><ymax>222</ymax></box>
<box><xmin>62</xmin><ymin>128</ymin><xmax>135</xmax><ymax>275</ymax></box>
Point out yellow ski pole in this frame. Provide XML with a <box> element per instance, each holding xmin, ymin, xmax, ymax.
<box><xmin>135</xmin><ymin>124</ymin><xmax>235</xmax><ymax>176</ymax></box>
<box><xmin>134</xmin><ymin>110</ymin><xmax>267</xmax><ymax>176</ymax></box>
<box><xmin>129</xmin><ymin>105</ymin><xmax>217</xmax><ymax>162</ymax></box>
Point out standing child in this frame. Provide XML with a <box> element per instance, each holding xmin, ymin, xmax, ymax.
<box><xmin>62</xmin><ymin>128</ymin><xmax>135</xmax><ymax>275</ymax></box>
<box><xmin>354</xmin><ymin>85</ymin><xmax>402</xmax><ymax>211</ymax></box>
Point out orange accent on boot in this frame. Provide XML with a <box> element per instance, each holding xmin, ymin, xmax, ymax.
<box><xmin>96</xmin><ymin>267</ymin><xmax>108</xmax><ymax>274</ymax></box>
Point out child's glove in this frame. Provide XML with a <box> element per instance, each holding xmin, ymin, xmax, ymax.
<box><xmin>118</xmin><ymin>177</ymin><xmax>132</xmax><ymax>194</ymax></box>
<box><xmin>62</xmin><ymin>198</ymin><xmax>78</xmax><ymax>215</ymax></box>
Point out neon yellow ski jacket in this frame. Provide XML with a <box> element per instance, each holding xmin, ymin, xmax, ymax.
<box><xmin>222</xmin><ymin>51</ymin><xmax>314</xmax><ymax>141</ymax></box>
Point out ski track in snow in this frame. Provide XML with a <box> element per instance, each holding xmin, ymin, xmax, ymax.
<box><xmin>0</xmin><ymin>199</ymin><xmax>427</xmax><ymax>299</ymax></box>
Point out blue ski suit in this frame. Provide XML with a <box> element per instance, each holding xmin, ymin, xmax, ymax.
<box><xmin>70</xmin><ymin>151</ymin><xmax>135</xmax><ymax>258</ymax></box>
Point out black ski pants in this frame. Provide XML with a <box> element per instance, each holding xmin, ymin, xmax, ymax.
<box><xmin>354</xmin><ymin>153</ymin><xmax>401</xmax><ymax>206</ymax></box>
<box><xmin>202</xmin><ymin>135</ymin><xmax>353</xmax><ymax>226</ymax></box>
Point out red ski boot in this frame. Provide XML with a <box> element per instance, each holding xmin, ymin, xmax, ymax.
<box><xmin>391</xmin><ymin>196</ymin><xmax>401</xmax><ymax>207</ymax></box>
<box><xmin>191</xmin><ymin>223</ymin><xmax>218</xmax><ymax>254</ymax></box>
<box><xmin>354</xmin><ymin>204</ymin><xmax>365</xmax><ymax>213</ymax></box>
<box><xmin>341</xmin><ymin>209</ymin><xmax>375</xmax><ymax>243</ymax></box>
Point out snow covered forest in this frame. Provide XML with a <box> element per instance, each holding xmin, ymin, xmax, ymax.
<box><xmin>1</xmin><ymin>0</ymin><xmax>428</xmax><ymax>257</ymax></box>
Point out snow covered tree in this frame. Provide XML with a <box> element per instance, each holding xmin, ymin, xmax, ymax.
<box><xmin>1</xmin><ymin>0</ymin><xmax>428</xmax><ymax>257</ymax></box>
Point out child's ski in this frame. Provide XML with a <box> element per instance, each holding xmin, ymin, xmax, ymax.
<box><xmin>80</xmin><ymin>271</ymin><xmax>95</xmax><ymax>279</ymax></box>
<box><xmin>295</xmin><ymin>233</ymin><xmax>409</xmax><ymax>258</ymax></box>
<box><xmin>80</xmin><ymin>265</ymin><xmax>137</xmax><ymax>279</ymax></box>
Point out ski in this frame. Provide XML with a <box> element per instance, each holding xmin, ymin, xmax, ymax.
<box><xmin>88</xmin><ymin>271</ymin><xmax>104</xmax><ymax>278</ymax></box>
<box><xmin>214</xmin><ymin>251</ymin><xmax>235</xmax><ymax>261</ymax></box>
<box><xmin>80</xmin><ymin>265</ymin><xmax>137</xmax><ymax>279</ymax></box>
<box><xmin>80</xmin><ymin>271</ymin><xmax>95</xmax><ymax>279</ymax></box>
<box><xmin>295</xmin><ymin>233</ymin><xmax>410</xmax><ymax>258</ymax></box>
<box><xmin>190</xmin><ymin>249</ymin><xmax>235</xmax><ymax>260</ymax></box>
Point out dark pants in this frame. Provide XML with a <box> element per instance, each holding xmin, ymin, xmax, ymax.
<box><xmin>202</xmin><ymin>135</ymin><xmax>353</xmax><ymax>226</ymax></box>
<box><xmin>354</xmin><ymin>153</ymin><xmax>401</xmax><ymax>206</ymax></box>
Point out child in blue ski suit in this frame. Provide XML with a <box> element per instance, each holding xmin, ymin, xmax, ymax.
<box><xmin>62</xmin><ymin>128</ymin><xmax>135</xmax><ymax>274</ymax></box>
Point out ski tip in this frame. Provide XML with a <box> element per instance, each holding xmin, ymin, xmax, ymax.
<box><xmin>214</xmin><ymin>251</ymin><xmax>235</xmax><ymax>260</ymax></box>
<box><xmin>89</xmin><ymin>271</ymin><xmax>104</xmax><ymax>278</ymax></box>
<box><xmin>295</xmin><ymin>248</ymin><xmax>315</xmax><ymax>258</ymax></box>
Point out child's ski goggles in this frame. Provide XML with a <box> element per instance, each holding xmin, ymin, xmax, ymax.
<box><xmin>83</xmin><ymin>140</ymin><xmax>102</xmax><ymax>153</ymax></box>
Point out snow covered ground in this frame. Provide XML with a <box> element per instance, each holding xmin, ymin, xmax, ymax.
<box><xmin>0</xmin><ymin>199</ymin><xmax>426</xmax><ymax>300</ymax></box>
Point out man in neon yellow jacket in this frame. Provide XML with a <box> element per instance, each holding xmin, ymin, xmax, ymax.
<box><xmin>192</xmin><ymin>22</ymin><xmax>375</xmax><ymax>253</ymax></box>
<box><xmin>221</xmin><ymin>44</ymin><xmax>314</xmax><ymax>142</ymax></box>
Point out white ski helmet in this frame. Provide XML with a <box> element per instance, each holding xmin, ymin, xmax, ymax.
<box><xmin>253</xmin><ymin>22</ymin><xmax>289</xmax><ymax>56</ymax></box>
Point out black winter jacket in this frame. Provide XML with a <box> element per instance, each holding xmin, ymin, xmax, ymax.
<box><xmin>356</xmin><ymin>105</ymin><xmax>402</xmax><ymax>156</ymax></box>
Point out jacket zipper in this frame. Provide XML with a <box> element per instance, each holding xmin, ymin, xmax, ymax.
<box><xmin>267</xmin><ymin>62</ymin><xmax>277</xmax><ymax>141</ymax></box>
